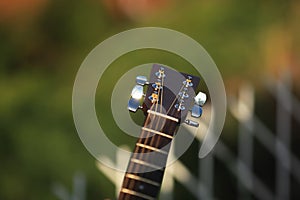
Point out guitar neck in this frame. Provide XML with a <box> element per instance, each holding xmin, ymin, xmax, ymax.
<box><xmin>118</xmin><ymin>112</ymin><xmax>179</xmax><ymax>200</ymax></box>
<box><xmin>118</xmin><ymin>64</ymin><xmax>202</xmax><ymax>200</ymax></box>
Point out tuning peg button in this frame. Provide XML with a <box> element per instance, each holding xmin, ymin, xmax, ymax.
<box><xmin>136</xmin><ymin>76</ymin><xmax>149</xmax><ymax>86</ymax></box>
<box><xmin>128</xmin><ymin>85</ymin><xmax>144</xmax><ymax>112</ymax></box>
<box><xmin>131</xmin><ymin>85</ymin><xmax>144</xmax><ymax>99</ymax></box>
<box><xmin>128</xmin><ymin>98</ymin><xmax>142</xmax><ymax>112</ymax></box>
<box><xmin>191</xmin><ymin>104</ymin><xmax>203</xmax><ymax>118</ymax></box>
<box><xmin>194</xmin><ymin>92</ymin><xmax>207</xmax><ymax>106</ymax></box>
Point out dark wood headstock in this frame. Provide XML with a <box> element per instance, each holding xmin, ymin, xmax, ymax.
<box><xmin>142</xmin><ymin>64</ymin><xmax>200</xmax><ymax>124</ymax></box>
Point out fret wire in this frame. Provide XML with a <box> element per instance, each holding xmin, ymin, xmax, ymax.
<box><xmin>125</xmin><ymin>173</ymin><xmax>161</xmax><ymax>187</ymax></box>
<box><xmin>147</xmin><ymin>110</ymin><xmax>179</xmax><ymax>122</ymax></box>
<box><xmin>142</xmin><ymin>127</ymin><xmax>173</xmax><ymax>139</ymax></box>
<box><xmin>136</xmin><ymin>143</ymin><xmax>168</xmax><ymax>155</ymax></box>
<box><xmin>121</xmin><ymin>188</ymin><xmax>155</xmax><ymax>200</ymax></box>
<box><xmin>131</xmin><ymin>158</ymin><xmax>164</xmax><ymax>171</ymax></box>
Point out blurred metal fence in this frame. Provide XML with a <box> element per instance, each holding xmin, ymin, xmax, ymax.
<box><xmin>52</xmin><ymin>172</ymin><xmax>86</xmax><ymax>200</ymax></box>
<box><xmin>96</xmin><ymin>72</ymin><xmax>300</xmax><ymax>200</ymax></box>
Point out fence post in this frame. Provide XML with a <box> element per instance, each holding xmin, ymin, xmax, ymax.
<box><xmin>275</xmin><ymin>71</ymin><xmax>292</xmax><ymax>200</ymax></box>
<box><xmin>236</xmin><ymin>84</ymin><xmax>255</xmax><ymax>200</ymax></box>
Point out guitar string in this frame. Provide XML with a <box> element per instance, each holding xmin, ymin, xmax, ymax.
<box><xmin>131</xmin><ymin>73</ymin><xmax>186</xmax><ymax>192</ymax></box>
<box><xmin>123</xmin><ymin>102</ymin><xmax>160</xmax><ymax>193</ymax></box>
<box><xmin>122</xmin><ymin>71</ymin><xmax>163</xmax><ymax>198</ymax></box>
<box><xmin>166</xmin><ymin>84</ymin><xmax>185</xmax><ymax>115</ymax></box>
<box><xmin>121</xmin><ymin>102</ymin><xmax>160</xmax><ymax>199</ymax></box>
<box><xmin>134</xmin><ymin>71</ymin><xmax>165</xmax><ymax>189</ymax></box>
<box><xmin>161</xmin><ymin>77</ymin><xmax>192</xmax><ymax>159</ymax></box>
<box><xmin>149</xmin><ymin>71</ymin><xmax>165</xmax><ymax>170</ymax></box>
<box><xmin>166</xmin><ymin>75</ymin><xmax>193</xmax><ymax>117</ymax></box>
<box><xmin>133</xmin><ymin>69</ymin><xmax>166</xmax><ymax>194</ymax></box>
<box><xmin>127</xmin><ymin>104</ymin><xmax>160</xmax><ymax>193</ymax></box>
<box><xmin>134</xmin><ymin>71</ymin><xmax>166</xmax><ymax>192</ymax></box>
<box><xmin>120</xmin><ymin>75</ymin><xmax>193</xmax><ymax>199</ymax></box>
<box><xmin>153</xmin><ymin>78</ymin><xmax>187</xmax><ymax>170</ymax></box>
<box><xmin>145</xmin><ymin>75</ymin><xmax>189</xmax><ymax>193</ymax></box>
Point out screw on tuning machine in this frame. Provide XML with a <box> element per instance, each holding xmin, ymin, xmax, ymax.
<box><xmin>185</xmin><ymin>119</ymin><xmax>199</xmax><ymax>127</ymax></box>
<box><xmin>127</xmin><ymin>76</ymin><xmax>148</xmax><ymax>112</ymax></box>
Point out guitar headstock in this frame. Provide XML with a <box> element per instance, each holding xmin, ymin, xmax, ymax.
<box><xmin>128</xmin><ymin>64</ymin><xmax>207</xmax><ymax>127</ymax></box>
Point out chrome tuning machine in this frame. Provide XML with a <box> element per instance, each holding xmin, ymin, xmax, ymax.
<box><xmin>191</xmin><ymin>92</ymin><xmax>207</xmax><ymax>118</ymax></box>
<box><xmin>185</xmin><ymin>92</ymin><xmax>207</xmax><ymax>127</ymax></box>
<box><xmin>127</xmin><ymin>76</ymin><xmax>148</xmax><ymax>112</ymax></box>
<box><xmin>136</xmin><ymin>76</ymin><xmax>149</xmax><ymax>86</ymax></box>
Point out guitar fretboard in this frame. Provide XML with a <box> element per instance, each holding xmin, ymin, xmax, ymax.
<box><xmin>118</xmin><ymin>112</ymin><xmax>179</xmax><ymax>200</ymax></box>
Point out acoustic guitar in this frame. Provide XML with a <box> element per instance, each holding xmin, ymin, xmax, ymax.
<box><xmin>118</xmin><ymin>64</ymin><xmax>206</xmax><ymax>200</ymax></box>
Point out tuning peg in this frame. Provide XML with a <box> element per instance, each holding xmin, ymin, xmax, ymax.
<box><xmin>191</xmin><ymin>104</ymin><xmax>203</xmax><ymax>118</ymax></box>
<box><xmin>184</xmin><ymin>119</ymin><xmax>199</xmax><ymax>127</ymax></box>
<box><xmin>128</xmin><ymin>97</ymin><xmax>142</xmax><ymax>112</ymax></box>
<box><xmin>136</xmin><ymin>76</ymin><xmax>149</xmax><ymax>86</ymax></box>
<box><xmin>128</xmin><ymin>85</ymin><xmax>144</xmax><ymax>112</ymax></box>
<box><xmin>190</xmin><ymin>92</ymin><xmax>206</xmax><ymax>118</ymax></box>
<box><xmin>194</xmin><ymin>92</ymin><xmax>207</xmax><ymax>106</ymax></box>
<box><xmin>131</xmin><ymin>85</ymin><xmax>144</xmax><ymax>99</ymax></box>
